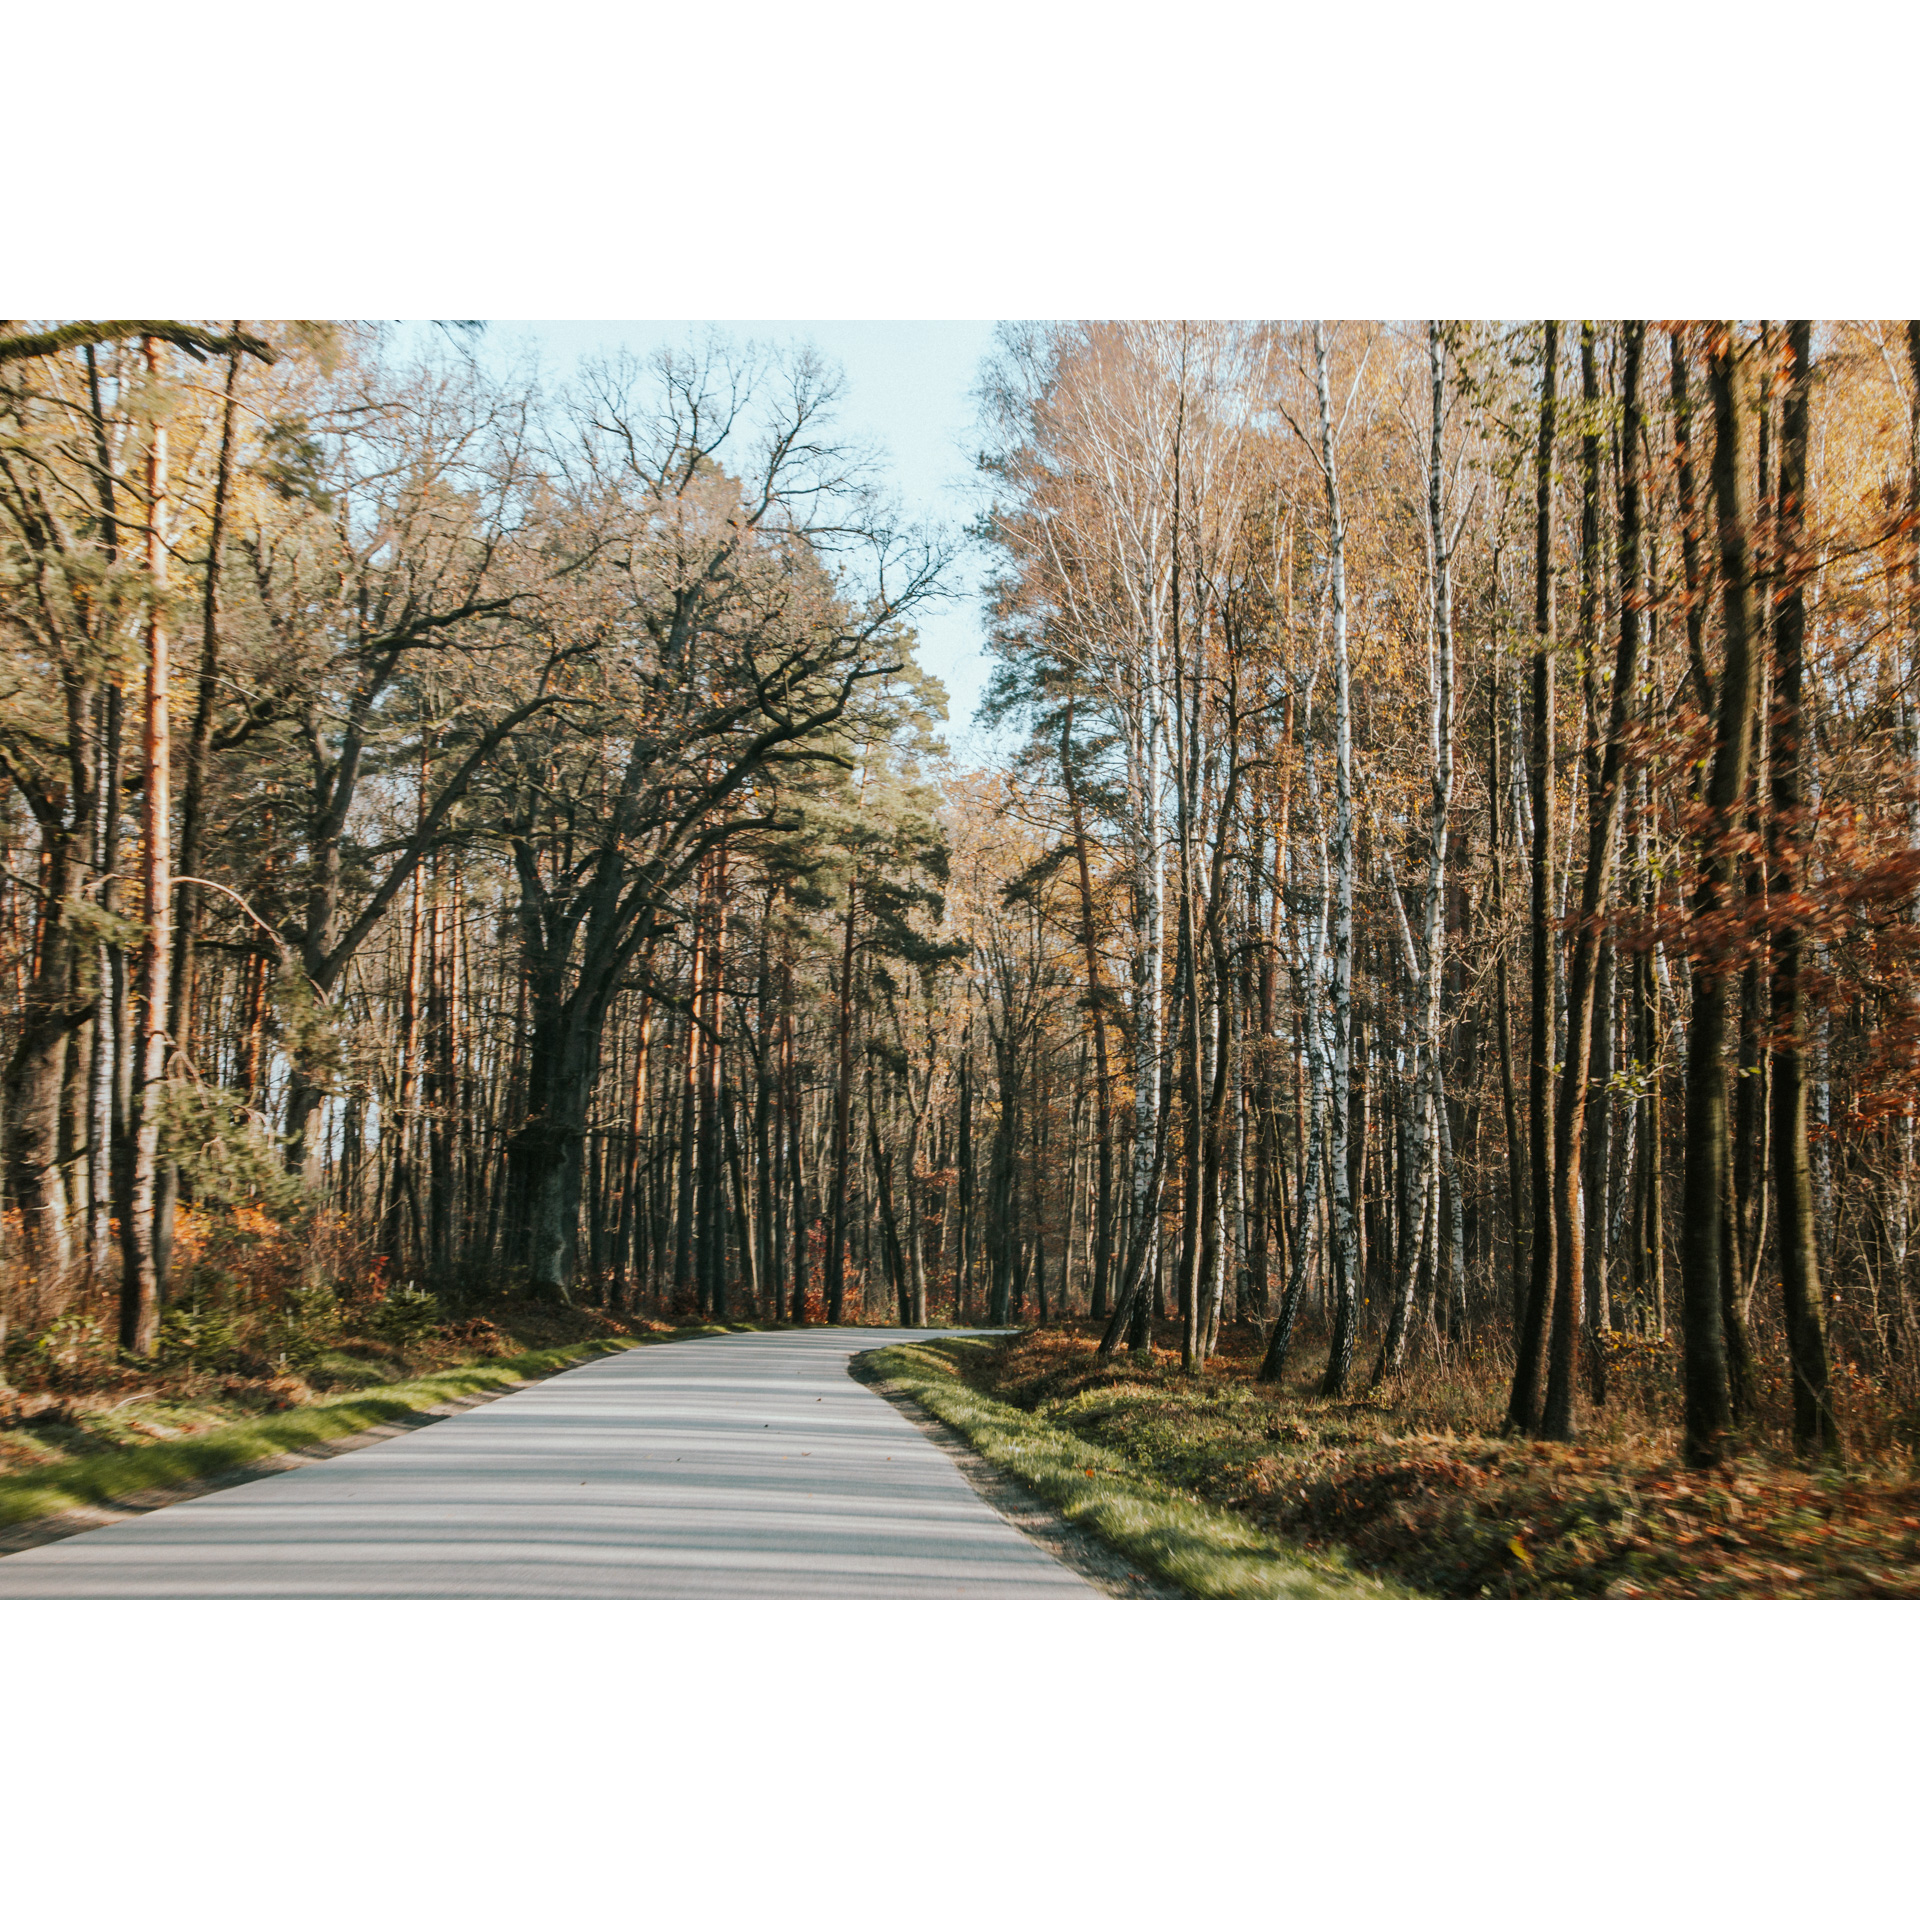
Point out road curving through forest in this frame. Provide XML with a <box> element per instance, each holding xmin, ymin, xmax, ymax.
<box><xmin>0</xmin><ymin>1329</ymin><xmax>1101</xmax><ymax>1600</ymax></box>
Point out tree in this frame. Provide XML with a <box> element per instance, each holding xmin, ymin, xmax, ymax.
<box><xmin>1541</xmin><ymin>321</ymin><xmax>1648</xmax><ymax>1437</ymax></box>
<box><xmin>1676</xmin><ymin>324</ymin><xmax>1764</xmax><ymax>1467</ymax></box>
<box><xmin>1769</xmin><ymin>320</ymin><xmax>1838</xmax><ymax>1457</ymax></box>
<box><xmin>493</xmin><ymin>340</ymin><xmax>947</xmax><ymax>1299</ymax></box>
<box><xmin>1508</xmin><ymin>320</ymin><xmax>1560</xmax><ymax>1434</ymax></box>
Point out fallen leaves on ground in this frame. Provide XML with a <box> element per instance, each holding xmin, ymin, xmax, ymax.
<box><xmin>961</xmin><ymin>1324</ymin><xmax>1920</xmax><ymax>1599</ymax></box>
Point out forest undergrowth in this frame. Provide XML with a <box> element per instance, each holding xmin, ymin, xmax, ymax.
<box><xmin>957</xmin><ymin>1322</ymin><xmax>1920</xmax><ymax>1598</ymax></box>
<box><xmin>0</xmin><ymin>1202</ymin><xmax>757</xmax><ymax>1486</ymax></box>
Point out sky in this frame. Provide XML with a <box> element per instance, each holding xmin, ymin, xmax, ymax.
<box><xmin>409</xmin><ymin>319</ymin><xmax>1005</xmax><ymax>747</ymax></box>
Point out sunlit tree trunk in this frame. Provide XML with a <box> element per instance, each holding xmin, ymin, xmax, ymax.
<box><xmin>1679</xmin><ymin>324</ymin><xmax>1763</xmax><ymax>1468</ymax></box>
<box><xmin>157</xmin><ymin>332</ymin><xmax>245</xmax><ymax>1285</ymax></box>
<box><xmin>1258</xmin><ymin>853</ymin><xmax>1327</xmax><ymax>1382</ymax></box>
<box><xmin>1310</xmin><ymin>322</ymin><xmax>1363</xmax><ymax>1397</ymax></box>
<box><xmin>1061</xmin><ymin>701</ymin><xmax>1116</xmax><ymax>1319</ymax></box>
<box><xmin>671</xmin><ymin>878</ymin><xmax>705</xmax><ymax>1306</ymax></box>
<box><xmin>1377</xmin><ymin>324</ymin><xmax>1457</xmax><ymax>1385</ymax></box>
<box><xmin>1125</xmin><ymin>616</ymin><xmax>1167</xmax><ymax>1351</ymax></box>
<box><xmin>83</xmin><ymin>345</ymin><xmax>123</xmax><ymax>1297</ymax></box>
<box><xmin>1544</xmin><ymin>321</ymin><xmax>1647</xmax><ymax>1436</ymax></box>
<box><xmin>782</xmin><ymin>936</ymin><xmax>810</xmax><ymax>1321</ymax></box>
<box><xmin>120</xmin><ymin>337</ymin><xmax>172</xmax><ymax>1356</ymax></box>
<box><xmin>1487</xmin><ymin>622</ymin><xmax>1528</xmax><ymax>1325</ymax></box>
<box><xmin>1771</xmin><ymin>319</ymin><xmax>1839</xmax><ymax>1457</ymax></box>
<box><xmin>617</xmin><ymin>962</ymin><xmax>655</xmax><ymax>1308</ymax></box>
<box><xmin>698</xmin><ymin>845</ymin><xmax>729</xmax><ymax>1317</ymax></box>
<box><xmin>1508</xmin><ymin>320</ymin><xmax>1560</xmax><ymax>1433</ymax></box>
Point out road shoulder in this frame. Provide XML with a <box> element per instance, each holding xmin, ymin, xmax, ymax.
<box><xmin>854</xmin><ymin>1351</ymin><xmax>1183</xmax><ymax>1599</ymax></box>
<box><xmin>0</xmin><ymin>1345</ymin><xmax>631</xmax><ymax>1561</ymax></box>
<box><xmin>858</xmin><ymin>1337</ymin><xmax>1399</xmax><ymax>1599</ymax></box>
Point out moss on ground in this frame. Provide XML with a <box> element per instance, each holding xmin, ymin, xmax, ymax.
<box><xmin>865</xmin><ymin>1337</ymin><xmax>1398</xmax><ymax>1599</ymax></box>
<box><xmin>0</xmin><ymin>1317</ymin><xmax>809</xmax><ymax>1532</ymax></box>
<box><xmin>944</xmin><ymin>1325</ymin><xmax>1920</xmax><ymax>1599</ymax></box>
<box><xmin>0</xmin><ymin>1337</ymin><xmax>657</xmax><ymax>1529</ymax></box>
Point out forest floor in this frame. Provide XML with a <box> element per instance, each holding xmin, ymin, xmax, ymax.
<box><xmin>858</xmin><ymin>1337</ymin><xmax>1396</xmax><ymax>1597</ymax></box>
<box><xmin>0</xmin><ymin>1297</ymin><xmax>776</xmax><ymax>1530</ymax></box>
<box><xmin>938</xmin><ymin>1321</ymin><xmax>1920</xmax><ymax>1598</ymax></box>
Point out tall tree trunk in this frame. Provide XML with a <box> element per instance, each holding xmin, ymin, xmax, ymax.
<box><xmin>1488</xmin><ymin>632</ymin><xmax>1529</xmax><ymax>1325</ymax></box>
<box><xmin>1508</xmin><ymin>320</ymin><xmax>1560</xmax><ymax>1433</ymax></box>
<box><xmin>722</xmin><ymin>1063</ymin><xmax>757</xmax><ymax>1311</ymax></box>
<box><xmin>385</xmin><ymin>817</ymin><xmax>427</xmax><ymax>1279</ymax></box>
<box><xmin>1544</xmin><ymin>322</ymin><xmax>1647</xmax><ymax>1434</ymax></box>
<box><xmin>1770</xmin><ymin>319</ymin><xmax>1839</xmax><ymax>1457</ymax></box>
<box><xmin>84</xmin><ymin>346</ymin><xmax>124</xmax><ymax>1297</ymax></box>
<box><xmin>826</xmin><ymin>871</ymin><xmax>858</xmax><ymax>1324</ymax></box>
<box><xmin>956</xmin><ymin>1029</ymin><xmax>974</xmax><ymax>1322</ymax></box>
<box><xmin>86</xmin><ymin>684</ymin><xmax>120</xmax><ymax>1293</ymax></box>
<box><xmin>4</xmin><ymin>855</ymin><xmax>78</xmax><ymax>1284</ymax></box>
<box><xmin>671</xmin><ymin>870</ymin><xmax>706</xmax><ymax>1306</ymax></box>
<box><xmin>1200</xmin><ymin>914</ymin><xmax>1233</xmax><ymax>1359</ymax></box>
<box><xmin>783</xmin><ymin>938</ymin><xmax>811</xmax><ymax>1321</ymax></box>
<box><xmin>1176</xmin><ymin>906</ymin><xmax>1206</xmax><ymax>1370</ymax></box>
<box><xmin>167</xmin><ymin>333</ymin><xmax>241</xmax><ymax>1081</ymax></box>
<box><xmin>428</xmin><ymin>866</ymin><xmax>457</xmax><ymax>1281</ymax></box>
<box><xmin>1631</xmin><ymin>822</ymin><xmax>1667</xmax><ymax>1340</ymax></box>
<box><xmin>698</xmin><ymin>846</ymin><xmax>729</xmax><ymax>1317</ymax></box>
<box><xmin>1259</xmin><ymin>970</ymin><xmax>1327</xmax><ymax>1382</ymax></box>
<box><xmin>1126</xmin><ymin>633</ymin><xmax>1167</xmax><ymax>1354</ymax></box>
<box><xmin>1728</xmin><ymin>334</ymin><xmax>1778</xmax><ymax>1414</ymax></box>
<box><xmin>1062</xmin><ymin>697</ymin><xmax>1116</xmax><ymax>1320</ymax></box>
<box><xmin>120</xmin><ymin>336</ymin><xmax>172</xmax><ymax>1356</ymax></box>
<box><xmin>1679</xmin><ymin>324</ymin><xmax>1763</xmax><ymax>1468</ymax></box>
<box><xmin>617</xmin><ymin>964</ymin><xmax>655</xmax><ymax>1308</ymax></box>
<box><xmin>867</xmin><ymin>1073</ymin><xmax>909</xmax><ymax>1324</ymax></box>
<box><xmin>1313</xmin><ymin>321</ymin><xmax>1363</xmax><ymax>1398</ymax></box>
<box><xmin>752</xmin><ymin>894</ymin><xmax>777</xmax><ymax>1318</ymax></box>
<box><xmin>1377</xmin><ymin>326</ymin><xmax>1458</xmax><ymax>1384</ymax></box>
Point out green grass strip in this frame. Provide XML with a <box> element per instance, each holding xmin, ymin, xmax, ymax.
<box><xmin>867</xmin><ymin>1338</ymin><xmax>1402</xmax><ymax>1600</ymax></box>
<box><xmin>0</xmin><ymin>1335</ymin><xmax>646</xmax><ymax>1531</ymax></box>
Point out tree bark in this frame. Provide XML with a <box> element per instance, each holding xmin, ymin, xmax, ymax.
<box><xmin>120</xmin><ymin>336</ymin><xmax>172</xmax><ymax>1356</ymax></box>
<box><xmin>1770</xmin><ymin>319</ymin><xmax>1839</xmax><ymax>1457</ymax></box>
<box><xmin>826</xmin><ymin>870</ymin><xmax>858</xmax><ymax>1324</ymax></box>
<box><xmin>1544</xmin><ymin>322</ymin><xmax>1647</xmax><ymax>1435</ymax></box>
<box><xmin>1311</xmin><ymin>322</ymin><xmax>1363</xmax><ymax>1398</ymax></box>
<box><xmin>1061</xmin><ymin>698</ymin><xmax>1117</xmax><ymax>1320</ymax></box>
<box><xmin>168</xmin><ymin>334</ymin><xmax>242</xmax><ymax>1079</ymax></box>
<box><xmin>1376</xmin><ymin>324</ymin><xmax>1458</xmax><ymax>1385</ymax></box>
<box><xmin>1508</xmin><ymin>320</ymin><xmax>1560</xmax><ymax>1433</ymax></box>
<box><xmin>1679</xmin><ymin>324</ymin><xmax>1763</xmax><ymax>1468</ymax></box>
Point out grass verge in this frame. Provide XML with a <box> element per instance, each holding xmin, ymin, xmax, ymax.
<box><xmin>0</xmin><ymin>1334</ymin><xmax>645</xmax><ymax>1530</ymax></box>
<box><xmin>864</xmin><ymin>1336</ymin><xmax>1398</xmax><ymax>1599</ymax></box>
<box><xmin>948</xmin><ymin>1324</ymin><xmax>1920</xmax><ymax>1598</ymax></box>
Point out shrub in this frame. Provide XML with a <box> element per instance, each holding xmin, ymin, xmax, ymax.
<box><xmin>368</xmin><ymin>1289</ymin><xmax>441</xmax><ymax>1350</ymax></box>
<box><xmin>158</xmin><ymin>1303</ymin><xmax>247</xmax><ymax>1371</ymax></box>
<box><xmin>15</xmin><ymin>1311</ymin><xmax>118</xmax><ymax>1391</ymax></box>
<box><xmin>271</xmin><ymin>1285</ymin><xmax>344</xmax><ymax>1371</ymax></box>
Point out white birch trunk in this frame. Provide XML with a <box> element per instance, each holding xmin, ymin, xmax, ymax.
<box><xmin>122</xmin><ymin>336</ymin><xmax>173</xmax><ymax>1355</ymax></box>
<box><xmin>1314</xmin><ymin>321</ymin><xmax>1362</xmax><ymax>1393</ymax></box>
<box><xmin>1128</xmin><ymin>644</ymin><xmax>1166</xmax><ymax>1332</ymax></box>
<box><xmin>1416</xmin><ymin>323</ymin><xmax>1461</xmax><ymax>1354</ymax></box>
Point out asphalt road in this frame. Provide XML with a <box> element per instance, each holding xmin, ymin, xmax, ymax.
<box><xmin>0</xmin><ymin>1328</ymin><xmax>1101</xmax><ymax>1599</ymax></box>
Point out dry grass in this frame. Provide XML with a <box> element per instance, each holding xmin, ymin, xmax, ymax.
<box><xmin>0</xmin><ymin>1308</ymin><xmax>789</xmax><ymax>1531</ymax></box>
<box><xmin>0</xmin><ymin>1274</ymin><xmax>769</xmax><ymax>1483</ymax></box>
<box><xmin>957</xmin><ymin>1318</ymin><xmax>1920</xmax><ymax>1598</ymax></box>
<box><xmin>0</xmin><ymin>1334</ymin><xmax>640</xmax><ymax>1528</ymax></box>
<box><xmin>864</xmin><ymin>1337</ymin><xmax>1397</xmax><ymax>1598</ymax></box>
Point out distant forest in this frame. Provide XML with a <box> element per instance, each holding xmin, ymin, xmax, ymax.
<box><xmin>5</xmin><ymin>318</ymin><xmax>1918</xmax><ymax>1471</ymax></box>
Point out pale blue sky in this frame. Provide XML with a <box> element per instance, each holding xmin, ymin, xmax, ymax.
<box><xmin>412</xmin><ymin>320</ymin><xmax>1003</xmax><ymax>742</ymax></box>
